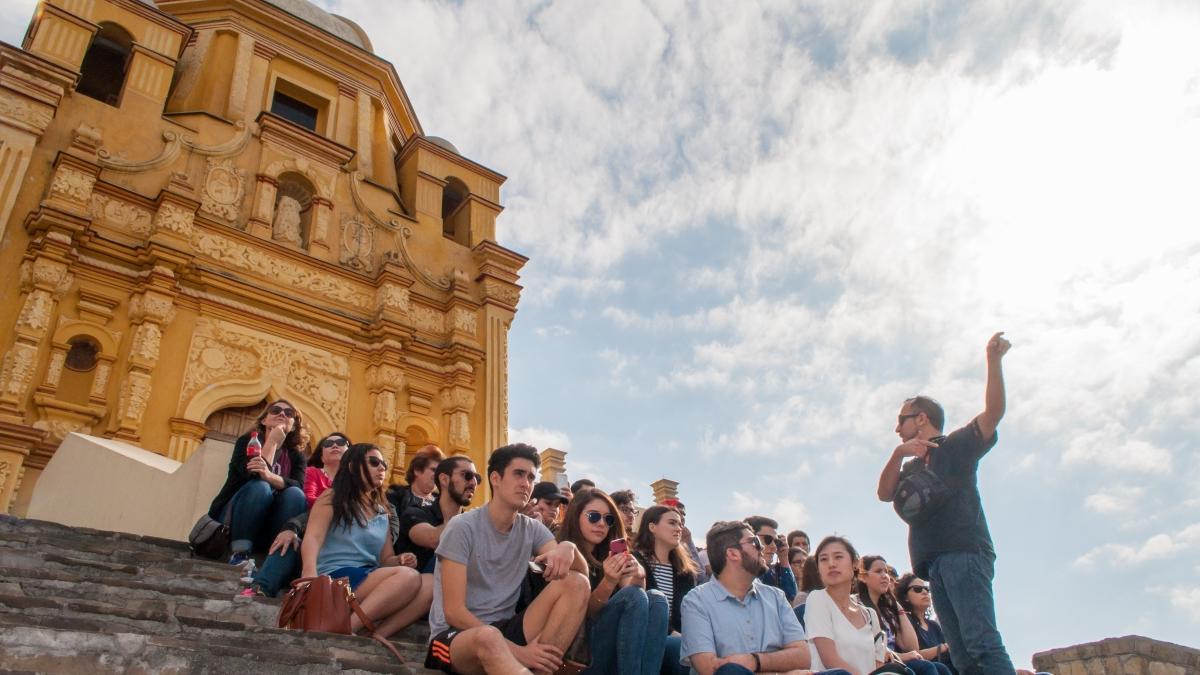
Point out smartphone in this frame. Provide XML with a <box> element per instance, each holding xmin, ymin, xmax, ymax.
<box><xmin>528</xmin><ymin>560</ymin><xmax>544</xmax><ymax>575</ymax></box>
<box><xmin>609</xmin><ymin>538</ymin><xmax>628</xmax><ymax>556</ymax></box>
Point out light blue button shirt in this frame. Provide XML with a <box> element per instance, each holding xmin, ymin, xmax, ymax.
<box><xmin>679</xmin><ymin>577</ymin><xmax>807</xmax><ymax>674</ymax></box>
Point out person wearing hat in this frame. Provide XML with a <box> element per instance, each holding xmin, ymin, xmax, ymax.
<box><xmin>529</xmin><ymin>481</ymin><xmax>570</xmax><ymax>532</ymax></box>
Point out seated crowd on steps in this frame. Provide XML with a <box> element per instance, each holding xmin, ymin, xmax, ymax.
<box><xmin>202</xmin><ymin>333</ymin><xmax>1049</xmax><ymax>675</ymax></box>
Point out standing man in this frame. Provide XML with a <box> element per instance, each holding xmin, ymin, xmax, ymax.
<box><xmin>679</xmin><ymin>520</ymin><xmax>849</xmax><ymax>675</ymax></box>
<box><xmin>425</xmin><ymin>444</ymin><xmax>590</xmax><ymax>675</ymax></box>
<box><xmin>877</xmin><ymin>332</ymin><xmax>1015</xmax><ymax>675</ymax></box>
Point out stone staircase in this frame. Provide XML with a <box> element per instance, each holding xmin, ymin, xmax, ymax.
<box><xmin>0</xmin><ymin>515</ymin><xmax>440</xmax><ymax>674</ymax></box>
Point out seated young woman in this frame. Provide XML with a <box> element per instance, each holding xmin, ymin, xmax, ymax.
<box><xmin>301</xmin><ymin>443</ymin><xmax>426</xmax><ymax>634</ymax></box>
<box><xmin>632</xmin><ymin>504</ymin><xmax>697</xmax><ymax>675</ymax></box>
<box><xmin>205</xmin><ymin>400</ymin><xmax>308</xmax><ymax>566</ymax></box>
<box><xmin>558</xmin><ymin>487</ymin><xmax>668</xmax><ymax>675</ymax></box>
<box><xmin>805</xmin><ymin>535</ymin><xmax>896</xmax><ymax>675</ymax></box>
<box><xmin>895</xmin><ymin>574</ymin><xmax>955</xmax><ymax>673</ymax></box>
<box><xmin>240</xmin><ymin>432</ymin><xmax>350</xmax><ymax>597</ymax></box>
<box><xmin>857</xmin><ymin>556</ymin><xmax>952</xmax><ymax>675</ymax></box>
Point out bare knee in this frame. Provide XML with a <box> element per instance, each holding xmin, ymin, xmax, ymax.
<box><xmin>561</xmin><ymin>571</ymin><xmax>589</xmax><ymax>597</ymax></box>
<box><xmin>474</xmin><ymin>626</ymin><xmax>509</xmax><ymax>661</ymax></box>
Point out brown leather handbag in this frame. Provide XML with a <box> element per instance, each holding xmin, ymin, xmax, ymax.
<box><xmin>277</xmin><ymin>575</ymin><xmax>406</xmax><ymax>664</ymax></box>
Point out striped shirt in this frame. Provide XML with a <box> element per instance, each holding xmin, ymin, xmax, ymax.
<box><xmin>650</xmin><ymin>561</ymin><xmax>675</xmax><ymax>609</ymax></box>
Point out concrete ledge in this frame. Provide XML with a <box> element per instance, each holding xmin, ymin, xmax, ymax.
<box><xmin>26</xmin><ymin>434</ymin><xmax>232</xmax><ymax>541</ymax></box>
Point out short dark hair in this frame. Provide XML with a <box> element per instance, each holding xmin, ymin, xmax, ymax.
<box><xmin>610</xmin><ymin>489</ymin><xmax>636</xmax><ymax>508</ymax></box>
<box><xmin>705</xmin><ymin>520</ymin><xmax>752</xmax><ymax>577</ymax></box>
<box><xmin>487</xmin><ymin>443</ymin><xmax>540</xmax><ymax>487</ymax></box>
<box><xmin>570</xmin><ymin>478</ymin><xmax>595</xmax><ymax>493</ymax></box>
<box><xmin>744</xmin><ymin>515</ymin><xmax>778</xmax><ymax>533</ymax></box>
<box><xmin>787</xmin><ymin>529</ymin><xmax>809</xmax><ymax>547</ymax></box>
<box><xmin>405</xmin><ymin>444</ymin><xmax>446</xmax><ymax>484</ymax></box>
<box><xmin>435</xmin><ymin>455</ymin><xmax>473</xmax><ymax>491</ymax></box>
<box><xmin>905</xmin><ymin>395</ymin><xmax>945</xmax><ymax>431</ymax></box>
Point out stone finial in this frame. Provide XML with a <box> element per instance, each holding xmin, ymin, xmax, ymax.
<box><xmin>651</xmin><ymin>478</ymin><xmax>679</xmax><ymax>505</ymax></box>
<box><xmin>540</xmin><ymin>447</ymin><xmax>566</xmax><ymax>484</ymax></box>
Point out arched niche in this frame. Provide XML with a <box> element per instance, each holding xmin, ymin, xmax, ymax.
<box><xmin>180</xmin><ymin>378</ymin><xmax>336</xmax><ymax>443</ymax></box>
<box><xmin>78</xmin><ymin>22</ymin><xmax>134</xmax><ymax>107</ymax></box>
<box><xmin>271</xmin><ymin>172</ymin><xmax>314</xmax><ymax>248</ymax></box>
<box><xmin>441</xmin><ymin>176</ymin><xmax>470</xmax><ymax>245</ymax></box>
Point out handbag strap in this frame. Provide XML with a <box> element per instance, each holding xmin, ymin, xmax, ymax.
<box><xmin>347</xmin><ymin>590</ymin><xmax>406</xmax><ymax>664</ymax></box>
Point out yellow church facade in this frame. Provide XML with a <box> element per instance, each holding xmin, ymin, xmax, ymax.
<box><xmin>0</xmin><ymin>0</ymin><xmax>526</xmax><ymax>515</ymax></box>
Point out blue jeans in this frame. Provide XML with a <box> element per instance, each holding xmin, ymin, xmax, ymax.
<box><xmin>928</xmin><ymin>552</ymin><xmax>1014</xmax><ymax>675</ymax></box>
<box><xmin>252</xmin><ymin>545</ymin><xmax>300</xmax><ymax>596</ymax></box>
<box><xmin>712</xmin><ymin>666</ymin><xmax>851</xmax><ymax>675</ymax></box>
<box><xmin>905</xmin><ymin>659</ymin><xmax>953</xmax><ymax>675</ymax></box>
<box><xmin>228</xmin><ymin>481</ymin><xmax>306</xmax><ymax>554</ymax></box>
<box><xmin>662</xmin><ymin>634</ymin><xmax>689</xmax><ymax>675</ymax></box>
<box><xmin>586</xmin><ymin>586</ymin><xmax>668</xmax><ymax>675</ymax></box>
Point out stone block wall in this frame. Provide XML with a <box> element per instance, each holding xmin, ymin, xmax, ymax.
<box><xmin>1033</xmin><ymin>635</ymin><xmax>1200</xmax><ymax>675</ymax></box>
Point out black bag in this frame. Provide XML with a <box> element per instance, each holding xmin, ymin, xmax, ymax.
<box><xmin>188</xmin><ymin>511</ymin><xmax>230</xmax><ymax>560</ymax></box>
<box><xmin>892</xmin><ymin>450</ymin><xmax>954</xmax><ymax>525</ymax></box>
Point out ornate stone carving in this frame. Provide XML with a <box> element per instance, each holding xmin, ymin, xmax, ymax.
<box><xmin>0</xmin><ymin>343</ymin><xmax>37</xmax><ymax>400</ymax></box>
<box><xmin>129</xmin><ymin>322</ymin><xmax>162</xmax><ymax>362</ymax></box>
<box><xmin>441</xmin><ymin>387</ymin><xmax>476</xmax><ymax>412</ymax></box>
<box><xmin>376</xmin><ymin>284</ymin><xmax>410</xmax><ymax>313</ymax></box>
<box><xmin>272</xmin><ymin>196</ymin><xmax>303</xmax><ymax>244</ymax></box>
<box><xmin>481</xmin><ymin>279</ymin><xmax>521</xmax><ymax>307</ymax></box>
<box><xmin>116</xmin><ymin>371</ymin><xmax>153</xmax><ymax>427</ymax></box>
<box><xmin>179</xmin><ymin>319</ymin><xmax>351</xmax><ymax>426</ymax></box>
<box><xmin>411</xmin><ymin>305</ymin><xmax>445</xmax><ymax>334</ymax></box>
<box><xmin>98</xmin><ymin>121</ymin><xmax>253</xmax><ymax>173</ymax></box>
<box><xmin>191</xmin><ymin>230</ymin><xmax>374</xmax><ymax>309</ymax></box>
<box><xmin>374</xmin><ymin>390</ymin><xmax>397</xmax><ymax>426</ymax></box>
<box><xmin>32</xmin><ymin>417</ymin><xmax>88</xmax><ymax>441</ymax></box>
<box><xmin>451</xmin><ymin>307</ymin><xmax>476</xmax><ymax>335</ymax></box>
<box><xmin>49</xmin><ymin>167</ymin><xmax>95</xmax><ymax>204</ymax></box>
<box><xmin>90</xmin><ymin>362</ymin><xmax>111</xmax><ymax>399</ymax></box>
<box><xmin>22</xmin><ymin>258</ymin><xmax>72</xmax><ymax>294</ymax></box>
<box><xmin>199</xmin><ymin>158</ymin><xmax>246</xmax><ymax>221</ymax></box>
<box><xmin>129</xmin><ymin>293</ymin><xmax>176</xmax><ymax>324</ymax></box>
<box><xmin>16</xmin><ymin>291</ymin><xmax>53</xmax><ymax>334</ymax></box>
<box><xmin>153</xmin><ymin>202</ymin><xmax>194</xmax><ymax>237</ymax></box>
<box><xmin>0</xmin><ymin>91</ymin><xmax>53</xmax><ymax>130</ymax></box>
<box><xmin>91</xmin><ymin>193</ymin><xmax>153</xmax><ymax>237</ymax></box>
<box><xmin>44</xmin><ymin>349</ymin><xmax>66</xmax><ymax>389</ymax></box>
<box><xmin>340</xmin><ymin>216</ymin><xmax>374</xmax><ymax>273</ymax></box>
<box><xmin>368</xmin><ymin>364</ymin><xmax>405</xmax><ymax>391</ymax></box>
<box><xmin>448</xmin><ymin>412</ymin><xmax>470</xmax><ymax>448</ymax></box>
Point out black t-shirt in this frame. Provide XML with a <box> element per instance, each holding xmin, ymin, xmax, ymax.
<box><xmin>908</xmin><ymin>615</ymin><xmax>952</xmax><ymax>666</ymax></box>
<box><xmin>394</xmin><ymin>502</ymin><xmax>444</xmax><ymax>572</ymax></box>
<box><xmin>907</xmin><ymin>418</ymin><xmax>997</xmax><ymax>577</ymax></box>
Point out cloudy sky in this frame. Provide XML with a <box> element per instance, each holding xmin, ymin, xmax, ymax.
<box><xmin>6</xmin><ymin>0</ymin><xmax>1200</xmax><ymax>665</ymax></box>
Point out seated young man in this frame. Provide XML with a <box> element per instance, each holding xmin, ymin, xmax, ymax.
<box><xmin>425</xmin><ymin>444</ymin><xmax>590</xmax><ymax>675</ymax></box>
<box><xmin>680</xmin><ymin>520</ymin><xmax>850</xmax><ymax>675</ymax></box>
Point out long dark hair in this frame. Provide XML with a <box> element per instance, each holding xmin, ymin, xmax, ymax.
<box><xmin>308</xmin><ymin>432</ymin><xmax>350</xmax><ymax>468</ymax></box>
<box><xmin>633</xmin><ymin>505</ymin><xmax>698</xmax><ymax>578</ymax></box>
<box><xmin>856</xmin><ymin>555</ymin><xmax>902</xmax><ymax>634</ymax></box>
<box><xmin>895</xmin><ymin>573</ymin><xmax>930</xmax><ymax>620</ymax></box>
<box><xmin>330</xmin><ymin>443</ymin><xmax>388</xmax><ymax>530</ymax></box>
<box><xmin>557</xmin><ymin>488</ymin><xmax>627</xmax><ymax>570</ymax></box>
<box><xmin>249</xmin><ymin>399</ymin><xmax>305</xmax><ymax>455</ymax></box>
<box><xmin>799</xmin><ymin>555</ymin><xmax>823</xmax><ymax>593</ymax></box>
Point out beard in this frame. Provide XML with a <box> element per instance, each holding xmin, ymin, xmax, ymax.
<box><xmin>448</xmin><ymin>483</ymin><xmax>473</xmax><ymax>507</ymax></box>
<box><xmin>741</xmin><ymin>551</ymin><xmax>768</xmax><ymax>576</ymax></box>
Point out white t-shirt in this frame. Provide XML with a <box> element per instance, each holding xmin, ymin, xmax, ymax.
<box><xmin>804</xmin><ymin>589</ymin><xmax>885</xmax><ymax>674</ymax></box>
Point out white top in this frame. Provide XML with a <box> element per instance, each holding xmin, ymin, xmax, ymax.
<box><xmin>804</xmin><ymin>589</ymin><xmax>885</xmax><ymax>674</ymax></box>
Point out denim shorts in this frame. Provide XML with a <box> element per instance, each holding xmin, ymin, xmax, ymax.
<box><xmin>327</xmin><ymin>565</ymin><xmax>375</xmax><ymax>591</ymax></box>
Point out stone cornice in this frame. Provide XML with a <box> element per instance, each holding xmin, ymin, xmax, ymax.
<box><xmin>257</xmin><ymin>111</ymin><xmax>356</xmax><ymax>169</ymax></box>
<box><xmin>398</xmin><ymin>136</ymin><xmax>507</xmax><ymax>186</ymax></box>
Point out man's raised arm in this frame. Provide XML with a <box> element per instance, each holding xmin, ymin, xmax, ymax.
<box><xmin>975</xmin><ymin>331</ymin><xmax>1011</xmax><ymax>442</ymax></box>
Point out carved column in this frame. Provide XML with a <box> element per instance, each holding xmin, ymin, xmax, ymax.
<box><xmin>440</xmin><ymin>386</ymin><xmax>475</xmax><ymax>455</ymax></box>
<box><xmin>368</xmin><ymin>363</ymin><xmax>405</xmax><ymax>476</ymax></box>
<box><xmin>167</xmin><ymin>417</ymin><xmax>208</xmax><ymax>462</ymax></box>
<box><xmin>309</xmin><ymin>196</ymin><xmax>334</xmax><ymax>255</ymax></box>
<box><xmin>651</xmin><ymin>478</ymin><xmax>679</xmax><ymax>505</ymax></box>
<box><xmin>0</xmin><ymin>257</ymin><xmax>73</xmax><ymax>421</ymax></box>
<box><xmin>0</xmin><ymin>420</ymin><xmax>46</xmax><ymax>514</ymax></box>
<box><xmin>226</xmin><ymin>33</ymin><xmax>254</xmax><ymax>120</ymax></box>
<box><xmin>356</xmin><ymin>91</ymin><xmax>374</xmax><ymax>176</ymax></box>
<box><xmin>474</xmin><ymin>241</ymin><xmax>527</xmax><ymax>456</ymax></box>
<box><xmin>247</xmin><ymin>174</ymin><xmax>277</xmax><ymax>238</ymax></box>
<box><xmin>113</xmin><ymin>290</ymin><xmax>175</xmax><ymax>441</ymax></box>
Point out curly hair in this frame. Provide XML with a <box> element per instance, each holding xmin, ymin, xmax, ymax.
<box><xmin>250</xmin><ymin>399</ymin><xmax>305</xmax><ymax>456</ymax></box>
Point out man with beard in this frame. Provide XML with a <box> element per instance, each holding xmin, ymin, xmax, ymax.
<box><xmin>679</xmin><ymin>521</ymin><xmax>850</xmax><ymax>675</ymax></box>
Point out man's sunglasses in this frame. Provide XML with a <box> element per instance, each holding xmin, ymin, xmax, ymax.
<box><xmin>908</xmin><ymin>586</ymin><xmax>930</xmax><ymax>594</ymax></box>
<box><xmin>268</xmin><ymin>405</ymin><xmax>297</xmax><ymax>418</ymax></box>
<box><xmin>457</xmin><ymin>470</ymin><xmax>483</xmax><ymax>484</ymax></box>
<box><xmin>320</xmin><ymin>438</ymin><xmax>349</xmax><ymax>448</ymax></box>
<box><xmin>366</xmin><ymin>457</ymin><xmax>388</xmax><ymax>470</ymax></box>
<box><xmin>757</xmin><ymin>534</ymin><xmax>781</xmax><ymax>547</ymax></box>
<box><xmin>585</xmin><ymin>511</ymin><xmax>616</xmax><ymax>526</ymax></box>
<box><xmin>897</xmin><ymin>413</ymin><xmax>920</xmax><ymax>425</ymax></box>
<box><xmin>737</xmin><ymin>535</ymin><xmax>764</xmax><ymax>552</ymax></box>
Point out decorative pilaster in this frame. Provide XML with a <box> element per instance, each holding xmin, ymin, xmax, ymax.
<box><xmin>166</xmin><ymin>417</ymin><xmax>208</xmax><ymax>462</ymax></box>
<box><xmin>226</xmin><ymin>33</ymin><xmax>254</xmax><ymax>120</ymax></box>
<box><xmin>113</xmin><ymin>289</ymin><xmax>175</xmax><ymax>441</ymax></box>
<box><xmin>247</xmin><ymin>173</ymin><xmax>277</xmax><ymax>238</ymax></box>
<box><xmin>356</xmin><ymin>91</ymin><xmax>373</xmax><ymax>175</ymax></box>
<box><xmin>440</xmin><ymin>386</ymin><xmax>475</xmax><ymax>455</ymax></box>
<box><xmin>368</xmin><ymin>363</ymin><xmax>405</xmax><ymax>475</ymax></box>
<box><xmin>0</xmin><ymin>257</ymin><xmax>74</xmax><ymax>422</ymax></box>
<box><xmin>474</xmin><ymin>241</ymin><xmax>527</xmax><ymax>455</ymax></box>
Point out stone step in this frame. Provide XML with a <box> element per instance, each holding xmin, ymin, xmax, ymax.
<box><xmin>0</xmin><ymin>515</ymin><xmax>196</xmax><ymax>558</ymax></box>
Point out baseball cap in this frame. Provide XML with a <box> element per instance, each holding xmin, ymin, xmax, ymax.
<box><xmin>532</xmin><ymin>481</ymin><xmax>570</xmax><ymax>503</ymax></box>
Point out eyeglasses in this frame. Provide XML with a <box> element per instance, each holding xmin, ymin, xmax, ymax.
<box><xmin>320</xmin><ymin>438</ymin><xmax>348</xmax><ymax>448</ymax></box>
<box><xmin>736</xmin><ymin>536</ymin><xmax>764</xmax><ymax>552</ymax></box>
<box><xmin>458</xmin><ymin>471</ymin><xmax>482</xmax><ymax>484</ymax></box>
<box><xmin>897</xmin><ymin>412</ymin><xmax>920</xmax><ymax>425</ymax></box>
<box><xmin>908</xmin><ymin>586</ymin><xmax>930</xmax><ymax>594</ymax></box>
<box><xmin>757</xmin><ymin>534</ymin><xmax>778</xmax><ymax>546</ymax></box>
<box><xmin>584</xmin><ymin>511</ymin><xmax>616</xmax><ymax>527</ymax></box>
<box><xmin>366</xmin><ymin>457</ymin><xmax>388</xmax><ymax>470</ymax></box>
<box><xmin>268</xmin><ymin>405</ymin><xmax>297</xmax><ymax>418</ymax></box>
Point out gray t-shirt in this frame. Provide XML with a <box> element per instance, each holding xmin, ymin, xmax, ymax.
<box><xmin>429</xmin><ymin>504</ymin><xmax>556</xmax><ymax>639</ymax></box>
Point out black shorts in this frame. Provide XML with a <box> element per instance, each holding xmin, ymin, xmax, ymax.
<box><xmin>423</xmin><ymin>612</ymin><xmax>528</xmax><ymax>673</ymax></box>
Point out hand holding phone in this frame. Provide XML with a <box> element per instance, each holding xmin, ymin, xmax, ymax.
<box><xmin>609</xmin><ymin>538</ymin><xmax>628</xmax><ymax>556</ymax></box>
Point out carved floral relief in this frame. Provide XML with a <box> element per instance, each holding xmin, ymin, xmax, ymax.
<box><xmin>90</xmin><ymin>194</ymin><xmax>153</xmax><ymax>237</ymax></box>
<box><xmin>199</xmin><ymin>158</ymin><xmax>246</xmax><ymax>222</ymax></box>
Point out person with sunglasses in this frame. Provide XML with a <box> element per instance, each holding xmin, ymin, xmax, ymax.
<box><xmin>744</xmin><ymin>515</ymin><xmax>797</xmax><ymax>603</ymax></box>
<box><xmin>877</xmin><ymin>333</ymin><xmax>1016</xmax><ymax>675</ymax></box>
<box><xmin>302</xmin><ymin>443</ymin><xmax>424</xmax><ymax>634</ymax></box>
<box><xmin>205</xmin><ymin>399</ymin><xmax>308</xmax><ymax>566</ymax></box>
<box><xmin>680</xmin><ymin>521</ymin><xmax>849</xmax><ymax>675</ymax></box>
<box><xmin>557</xmin><ymin>487</ymin><xmax>668</xmax><ymax>675</ymax></box>
<box><xmin>857</xmin><ymin>556</ymin><xmax>951</xmax><ymax>675</ymax></box>
<box><xmin>895</xmin><ymin>575</ymin><xmax>954</xmax><ymax>671</ymax></box>
<box><xmin>238</xmin><ymin>431</ymin><xmax>351</xmax><ymax>598</ymax></box>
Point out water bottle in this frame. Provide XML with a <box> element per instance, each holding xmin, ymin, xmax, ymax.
<box><xmin>246</xmin><ymin>431</ymin><xmax>262</xmax><ymax>458</ymax></box>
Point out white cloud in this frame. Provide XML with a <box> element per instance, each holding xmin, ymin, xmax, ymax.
<box><xmin>533</xmin><ymin>325</ymin><xmax>572</xmax><ymax>338</ymax></box>
<box><xmin>1084</xmin><ymin>486</ymin><xmax>1145</xmax><ymax>514</ymax></box>
<box><xmin>508</xmin><ymin>426</ymin><xmax>571</xmax><ymax>452</ymax></box>
<box><xmin>1074</xmin><ymin>523</ymin><xmax>1200</xmax><ymax>569</ymax></box>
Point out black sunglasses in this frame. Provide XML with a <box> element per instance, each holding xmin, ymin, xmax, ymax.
<box><xmin>737</xmin><ymin>536</ymin><xmax>764</xmax><ymax>552</ymax></box>
<box><xmin>268</xmin><ymin>405</ymin><xmax>297</xmax><ymax>418</ymax></box>
<box><xmin>458</xmin><ymin>470</ymin><xmax>482</xmax><ymax>483</ymax></box>
<box><xmin>320</xmin><ymin>437</ymin><xmax>348</xmax><ymax>448</ymax></box>
<box><xmin>366</xmin><ymin>457</ymin><xmax>388</xmax><ymax>470</ymax></box>
<box><xmin>897</xmin><ymin>412</ymin><xmax>920</xmax><ymax>425</ymax></box>
<box><xmin>908</xmin><ymin>586</ymin><xmax>930</xmax><ymax>594</ymax></box>
<box><xmin>584</xmin><ymin>511</ymin><xmax>616</xmax><ymax>526</ymax></box>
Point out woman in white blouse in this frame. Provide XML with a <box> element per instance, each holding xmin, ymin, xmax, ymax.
<box><xmin>805</xmin><ymin>535</ymin><xmax>901</xmax><ymax>675</ymax></box>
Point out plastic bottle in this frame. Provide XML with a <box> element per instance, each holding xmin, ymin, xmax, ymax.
<box><xmin>246</xmin><ymin>431</ymin><xmax>262</xmax><ymax>458</ymax></box>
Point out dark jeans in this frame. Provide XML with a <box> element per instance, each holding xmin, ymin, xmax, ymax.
<box><xmin>228</xmin><ymin>481</ymin><xmax>306</xmax><ymax>554</ymax></box>
<box><xmin>928</xmin><ymin>552</ymin><xmax>1015</xmax><ymax>675</ymax></box>
<box><xmin>904</xmin><ymin>659</ymin><xmax>953</xmax><ymax>675</ymax></box>
<box><xmin>713</xmin><ymin>666</ymin><xmax>852</xmax><ymax>675</ymax></box>
<box><xmin>252</xmin><ymin>545</ymin><xmax>300</xmax><ymax>596</ymax></box>
<box><xmin>585</xmin><ymin>586</ymin><xmax>668</xmax><ymax>675</ymax></box>
<box><xmin>662</xmin><ymin>634</ymin><xmax>689</xmax><ymax>675</ymax></box>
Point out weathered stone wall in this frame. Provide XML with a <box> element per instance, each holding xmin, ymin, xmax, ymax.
<box><xmin>1033</xmin><ymin>635</ymin><xmax>1200</xmax><ymax>675</ymax></box>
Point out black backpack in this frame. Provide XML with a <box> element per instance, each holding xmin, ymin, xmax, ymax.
<box><xmin>892</xmin><ymin>442</ymin><xmax>956</xmax><ymax>525</ymax></box>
